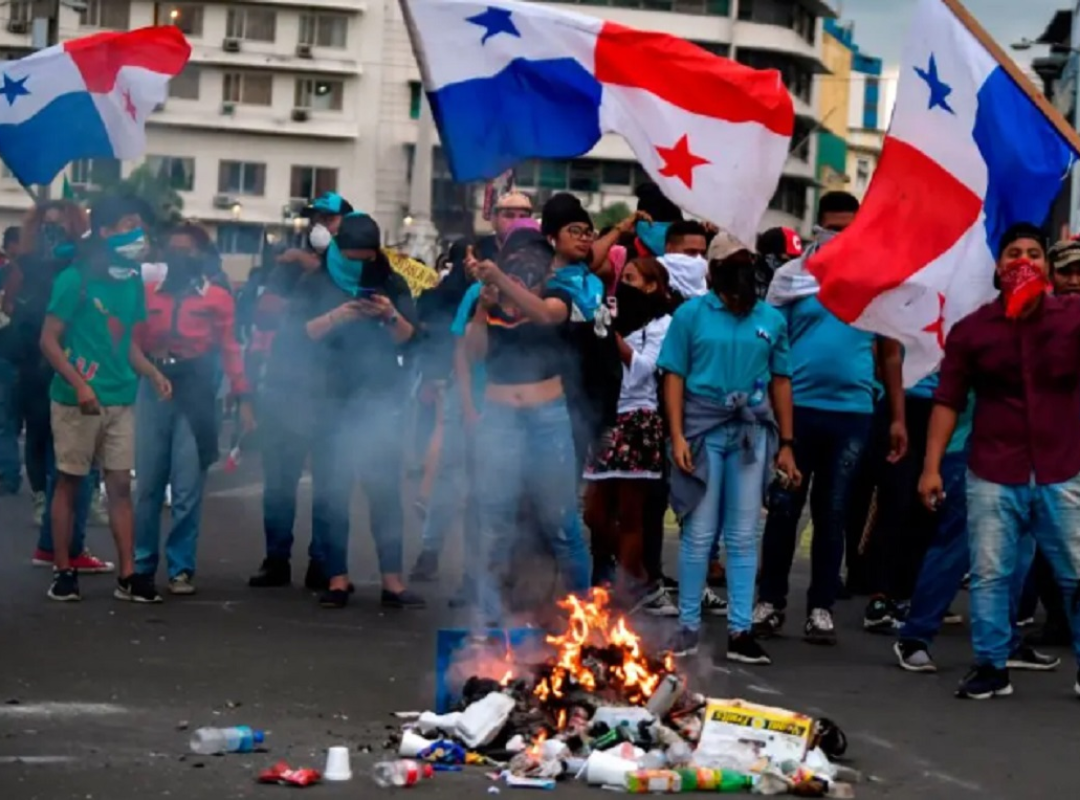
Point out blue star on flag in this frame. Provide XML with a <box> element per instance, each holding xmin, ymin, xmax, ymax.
<box><xmin>0</xmin><ymin>73</ymin><xmax>29</xmax><ymax>106</ymax></box>
<box><xmin>466</xmin><ymin>6</ymin><xmax>520</xmax><ymax>45</ymax></box>
<box><xmin>914</xmin><ymin>54</ymin><xmax>954</xmax><ymax>115</ymax></box>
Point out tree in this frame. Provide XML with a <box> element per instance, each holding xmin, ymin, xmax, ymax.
<box><xmin>593</xmin><ymin>202</ymin><xmax>631</xmax><ymax>232</ymax></box>
<box><xmin>84</xmin><ymin>162</ymin><xmax>184</xmax><ymax>228</ymax></box>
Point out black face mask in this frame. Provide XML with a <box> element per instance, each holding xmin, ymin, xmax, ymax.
<box><xmin>711</xmin><ymin>260</ymin><xmax>758</xmax><ymax>314</ymax></box>
<box><xmin>163</xmin><ymin>250</ymin><xmax>205</xmax><ymax>288</ymax></box>
<box><xmin>614</xmin><ymin>282</ymin><xmax>658</xmax><ymax>336</ymax></box>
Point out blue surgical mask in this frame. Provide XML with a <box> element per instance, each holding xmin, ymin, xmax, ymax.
<box><xmin>635</xmin><ymin>220</ymin><xmax>672</xmax><ymax>257</ymax></box>
<box><xmin>107</xmin><ymin>227</ymin><xmax>149</xmax><ymax>263</ymax></box>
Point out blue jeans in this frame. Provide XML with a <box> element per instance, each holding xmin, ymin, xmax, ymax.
<box><xmin>966</xmin><ymin>472</ymin><xmax>1080</xmax><ymax>669</ymax></box>
<box><xmin>315</xmin><ymin>393</ymin><xmax>405</xmax><ymax>578</ymax></box>
<box><xmin>759</xmin><ymin>407</ymin><xmax>872</xmax><ymax>613</ymax></box>
<box><xmin>420</xmin><ymin>391</ymin><xmax>479</xmax><ymax>573</ymax></box>
<box><xmin>679</xmin><ymin>424</ymin><xmax>768</xmax><ymax>634</ymax></box>
<box><xmin>38</xmin><ymin>445</ymin><xmax>93</xmax><ymax>556</ymax></box>
<box><xmin>261</xmin><ymin>392</ymin><xmax>321</xmax><ymax>565</ymax></box>
<box><xmin>133</xmin><ymin>380</ymin><xmax>207</xmax><ymax>579</ymax></box>
<box><xmin>475</xmin><ymin>398</ymin><xmax>591</xmax><ymax>625</ymax></box>
<box><xmin>0</xmin><ymin>357</ymin><xmax>20</xmax><ymax>493</ymax></box>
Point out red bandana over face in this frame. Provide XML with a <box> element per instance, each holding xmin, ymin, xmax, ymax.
<box><xmin>999</xmin><ymin>258</ymin><xmax>1050</xmax><ymax>319</ymax></box>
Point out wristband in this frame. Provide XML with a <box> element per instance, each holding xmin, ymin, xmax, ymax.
<box><xmin>778</xmin><ymin>438</ymin><xmax>796</xmax><ymax>450</ymax></box>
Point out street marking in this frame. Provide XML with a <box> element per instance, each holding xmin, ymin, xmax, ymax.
<box><xmin>746</xmin><ymin>684</ymin><xmax>783</xmax><ymax>696</ymax></box>
<box><xmin>0</xmin><ymin>702</ymin><xmax>127</xmax><ymax>718</ymax></box>
<box><xmin>0</xmin><ymin>755</ymin><xmax>77</xmax><ymax>764</ymax></box>
<box><xmin>923</xmin><ymin>771</ymin><xmax>982</xmax><ymax>793</ymax></box>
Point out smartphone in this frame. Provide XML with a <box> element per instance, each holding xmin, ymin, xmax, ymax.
<box><xmin>354</xmin><ymin>287</ymin><xmax>379</xmax><ymax>300</ymax></box>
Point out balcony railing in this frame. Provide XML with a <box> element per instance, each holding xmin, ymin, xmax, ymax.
<box><xmin>538</xmin><ymin>0</ymin><xmax>731</xmax><ymax>16</ymax></box>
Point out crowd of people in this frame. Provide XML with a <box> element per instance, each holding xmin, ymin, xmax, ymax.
<box><xmin>1</xmin><ymin>181</ymin><xmax>1079</xmax><ymax>703</ymax></box>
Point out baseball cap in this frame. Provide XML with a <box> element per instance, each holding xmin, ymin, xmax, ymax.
<box><xmin>305</xmin><ymin>191</ymin><xmax>354</xmax><ymax>218</ymax></box>
<box><xmin>1050</xmin><ymin>239</ymin><xmax>1080</xmax><ymax>272</ymax></box>
<box><xmin>706</xmin><ymin>229</ymin><xmax>751</xmax><ymax>263</ymax></box>
<box><xmin>757</xmin><ymin>227</ymin><xmax>803</xmax><ymax>259</ymax></box>
<box><xmin>495</xmin><ymin>191</ymin><xmax>533</xmax><ymax>212</ymax></box>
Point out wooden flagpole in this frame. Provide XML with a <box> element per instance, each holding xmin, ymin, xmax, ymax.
<box><xmin>940</xmin><ymin>0</ymin><xmax>1080</xmax><ymax>154</ymax></box>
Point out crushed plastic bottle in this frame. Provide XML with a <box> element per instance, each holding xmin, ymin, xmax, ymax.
<box><xmin>372</xmin><ymin>759</ymin><xmax>435</xmax><ymax>788</ymax></box>
<box><xmin>624</xmin><ymin>768</ymin><xmax>755</xmax><ymax>793</ymax></box>
<box><xmin>189</xmin><ymin>726</ymin><xmax>265</xmax><ymax>755</ymax></box>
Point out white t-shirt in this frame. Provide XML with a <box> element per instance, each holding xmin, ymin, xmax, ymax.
<box><xmin>617</xmin><ymin>315</ymin><xmax>671</xmax><ymax>415</ymax></box>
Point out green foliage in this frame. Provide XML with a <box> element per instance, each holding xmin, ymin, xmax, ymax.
<box><xmin>593</xmin><ymin>202</ymin><xmax>631</xmax><ymax>232</ymax></box>
<box><xmin>82</xmin><ymin>162</ymin><xmax>184</xmax><ymax>228</ymax></box>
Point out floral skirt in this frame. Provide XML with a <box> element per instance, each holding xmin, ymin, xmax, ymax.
<box><xmin>584</xmin><ymin>408</ymin><xmax>665</xmax><ymax>481</ymax></box>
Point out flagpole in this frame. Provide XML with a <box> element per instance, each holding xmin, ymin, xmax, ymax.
<box><xmin>939</xmin><ymin>0</ymin><xmax>1080</xmax><ymax>154</ymax></box>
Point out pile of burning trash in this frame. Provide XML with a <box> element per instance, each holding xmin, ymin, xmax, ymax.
<box><xmin>394</xmin><ymin>589</ymin><xmax>858</xmax><ymax>796</ymax></box>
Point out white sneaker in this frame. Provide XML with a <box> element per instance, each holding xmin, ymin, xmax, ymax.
<box><xmin>168</xmin><ymin>572</ymin><xmax>196</xmax><ymax>595</ymax></box>
<box><xmin>640</xmin><ymin>586</ymin><xmax>678</xmax><ymax>617</ymax></box>
<box><xmin>804</xmin><ymin>608</ymin><xmax>837</xmax><ymax>645</ymax></box>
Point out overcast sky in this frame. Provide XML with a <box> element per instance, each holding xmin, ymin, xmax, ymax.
<box><xmin>840</xmin><ymin>0</ymin><xmax>1064</xmax><ymax>67</ymax></box>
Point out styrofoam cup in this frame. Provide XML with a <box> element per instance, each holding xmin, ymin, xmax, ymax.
<box><xmin>399</xmin><ymin>730</ymin><xmax>435</xmax><ymax>758</ymax></box>
<box><xmin>584</xmin><ymin>750</ymin><xmax>637</xmax><ymax>786</ymax></box>
<box><xmin>323</xmin><ymin>746</ymin><xmax>352</xmax><ymax>781</ymax></box>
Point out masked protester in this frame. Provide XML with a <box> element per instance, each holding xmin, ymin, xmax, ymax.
<box><xmin>582</xmin><ymin>257</ymin><xmax>673</xmax><ymax>612</ymax></box>
<box><xmin>658</xmin><ymin>246</ymin><xmax>800</xmax><ymax>663</ymax></box>
<box><xmin>38</xmin><ymin>194</ymin><xmax>172</xmax><ymax>603</ymax></box>
<box><xmin>920</xmin><ymin>223</ymin><xmax>1078</xmax><ymax>701</ymax></box>
<box><xmin>131</xmin><ymin>224</ymin><xmax>253</xmax><ymax>598</ymax></box>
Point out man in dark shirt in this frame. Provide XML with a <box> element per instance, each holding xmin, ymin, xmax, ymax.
<box><xmin>921</xmin><ymin>223</ymin><xmax>1080</xmax><ymax>701</ymax></box>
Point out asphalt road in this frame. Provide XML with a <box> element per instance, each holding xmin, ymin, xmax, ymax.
<box><xmin>0</xmin><ymin>460</ymin><xmax>1076</xmax><ymax>800</ymax></box>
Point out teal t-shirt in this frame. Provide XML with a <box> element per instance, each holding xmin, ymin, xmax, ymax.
<box><xmin>47</xmin><ymin>265</ymin><xmax>146</xmax><ymax>407</ymax></box>
<box><xmin>658</xmin><ymin>294</ymin><xmax>790</xmax><ymax>404</ymax></box>
<box><xmin>907</xmin><ymin>371</ymin><xmax>939</xmax><ymax>399</ymax></box>
<box><xmin>946</xmin><ymin>394</ymin><xmax>974</xmax><ymax>454</ymax></box>
<box><xmin>780</xmin><ymin>296</ymin><xmax>876</xmax><ymax>414</ymax></box>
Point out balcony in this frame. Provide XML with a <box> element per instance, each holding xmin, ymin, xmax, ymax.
<box><xmin>149</xmin><ymin>106</ymin><xmax>360</xmax><ymax>140</ymax></box>
<box><xmin>543</xmin><ymin>1</ymin><xmax>732</xmax><ymax>43</ymax></box>
<box><xmin>187</xmin><ymin>45</ymin><xmax>360</xmax><ymax>77</ymax></box>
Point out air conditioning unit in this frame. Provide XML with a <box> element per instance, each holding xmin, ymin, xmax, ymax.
<box><xmin>221</xmin><ymin>101</ymin><xmax>236</xmax><ymax>115</ymax></box>
<box><xmin>213</xmin><ymin>194</ymin><xmax>235</xmax><ymax>210</ymax></box>
<box><xmin>223</xmin><ymin>37</ymin><xmax>242</xmax><ymax>53</ymax></box>
<box><xmin>291</xmin><ymin>108</ymin><xmax>310</xmax><ymax>122</ymax></box>
<box><xmin>296</xmin><ymin>43</ymin><xmax>313</xmax><ymax>59</ymax></box>
<box><xmin>6</xmin><ymin>20</ymin><xmax>29</xmax><ymax>35</ymax></box>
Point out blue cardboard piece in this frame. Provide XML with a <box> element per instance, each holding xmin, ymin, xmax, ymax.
<box><xmin>435</xmin><ymin>628</ymin><xmax>548</xmax><ymax>713</ymax></box>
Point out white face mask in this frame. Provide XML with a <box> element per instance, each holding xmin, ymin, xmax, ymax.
<box><xmin>308</xmin><ymin>223</ymin><xmax>332</xmax><ymax>253</ymax></box>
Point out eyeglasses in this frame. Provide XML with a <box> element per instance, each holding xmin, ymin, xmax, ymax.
<box><xmin>564</xmin><ymin>225</ymin><xmax>595</xmax><ymax>240</ymax></box>
<box><xmin>497</xmin><ymin>209</ymin><xmax>531</xmax><ymax>220</ymax></box>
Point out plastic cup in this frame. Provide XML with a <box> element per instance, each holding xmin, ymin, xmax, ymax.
<box><xmin>323</xmin><ymin>746</ymin><xmax>352</xmax><ymax>782</ymax></box>
<box><xmin>584</xmin><ymin>750</ymin><xmax>637</xmax><ymax>786</ymax></box>
<box><xmin>399</xmin><ymin>730</ymin><xmax>434</xmax><ymax>758</ymax></box>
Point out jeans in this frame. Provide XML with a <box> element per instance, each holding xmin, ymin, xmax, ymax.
<box><xmin>759</xmin><ymin>407</ymin><xmax>872</xmax><ymax>613</ymax></box>
<box><xmin>133</xmin><ymin>380</ymin><xmax>207</xmax><ymax>579</ymax></box>
<box><xmin>38</xmin><ymin>444</ymin><xmax>93</xmax><ymax>556</ymax></box>
<box><xmin>315</xmin><ymin>393</ymin><xmax>405</xmax><ymax>579</ymax></box>
<box><xmin>679</xmin><ymin>424</ymin><xmax>768</xmax><ymax>634</ymax></box>
<box><xmin>19</xmin><ymin>362</ymin><xmax>51</xmax><ymax>494</ymax></box>
<box><xmin>966</xmin><ymin>471</ymin><xmax>1080</xmax><ymax>669</ymax></box>
<box><xmin>475</xmin><ymin>398</ymin><xmax>592</xmax><ymax>625</ymax></box>
<box><xmin>0</xmin><ymin>358</ymin><xmax>20</xmax><ymax>493</ymax></box>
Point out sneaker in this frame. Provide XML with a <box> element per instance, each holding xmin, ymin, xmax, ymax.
<box><xmin>304</xmin><ymin>560</ymin><xmax>329</xmax><ymax>592</ymax></box>
<box><xmin>751</xmin><ymin>602</ymin><xmax>785</xmax><ymax>637</ymax></box>
<box><xmin>892</xmin><ymin>600</ymin><xmax>911</xmax><ymax>623</ymax></box>
<box><xmin>956</xmin><ymin>664</ymin><xmax>1013</xmax><ymax>699</ymax></box>
<box><xmin>863</xmin><ymin>597</ymin><xmax>898</xmax><ymax>633</ymax></box>
<box><xmin>31</xmin><ymin>491</ymin><xmax>45</xmax><ymax>526</ymax></box>
<box><xmin>319</xmin><ymin>588</ymin><xmax>349</xmax><ymax>609</ymax></box>
<box><xmin>804</xmin><ymin>608</ymin><xmax>837</xmax><ymax>646</ymax></box>
<box><xmin>727</xmin><ymin>632</ymin><xmax>772</xmax><ymax>665</ymax></box>
<box><xmin>114</xmin><ymin>574</ymin><xmax>162</xmax><ymax>604</ymax></box>
<box><xmin>701</xmin><ymin>587</ymin><xmax>729</xmax><ymax>616</ymax></box>
<box><xmin>1006</xmin><ymin>645</ymin><xmax>1060</xmax><ymax>671</ymax></box>
<box><xmin>894</xmin><ymin>639</ymin><xmax>937</xmax><ymax>673</ymax></box>
<box><xmin>70</xmin><ymin>550</ymin><xmax>115</xmax><ymax>574</ymax></box>
<box><xmin>409</xmin><ymin>550</ymin><xmax>440</xmax><ymax>583</ymax></box>
<box><xmin>168</xmin><ymin>572</ymin><xmax>197</xmax><ymax>596</ymax></box>
<box><xmin>381</xmin><ymin>588</ymin><xmax>426</xmax><ymax>609</ymax></box>
<box><xmin>667</xmin><ymin>627</ymin><xmax>699</xmax><ymax>658</ymax></box>
<box><xmin>248</xmin><ymin>558</ymin><xmax>291</xmax><ymax>588</ymax></box>
<box><xmin>47</xmin><ymin>569</ymin><xmax>80</xmax><ymax>602</ymax></box>
<box><xmin>641</xmin><ymin>585</ymin><xmax>679</xmax><ymax>617</ymax></box>
<box><xmin>942</xmin><ymin>608</ymin><xmax>964</xmax><ymax>626</ymax></box>
<box><xmin>31</xmin><ymin>548</ymin><xmax>53</xmax><ymax>567</ymax></box>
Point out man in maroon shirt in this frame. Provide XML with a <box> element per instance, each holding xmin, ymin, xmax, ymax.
<box><xmin>920</xmin><ymin>223</ymin><xmax>1080</xmax><ymax>701</ymax></box>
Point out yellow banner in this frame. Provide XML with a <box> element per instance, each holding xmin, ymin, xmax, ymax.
<box><xmin>384</xmin><ymin>249</ymin><xmax>439</xmax><ymax>297</ymax></box>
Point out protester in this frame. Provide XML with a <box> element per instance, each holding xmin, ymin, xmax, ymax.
<box><xmin>39</xmin><ymin>195</ymin><xmax>172</xmax><ymax>602</ymax></box>
<box><xmin>659</xmin><ymin>244</ymin><xmax>799</xmax><ymax>662</ymax></box>
<box><xmin>132</xmin><ymin>224</ymin><xmax>254</xmax><ymax>597</ymax></box>
<box><xmin>920</xmin><ymin>223</ymin><xmax>1077</xmax><ymax>700</ymax></box>
<box><xmin>478</xmin><ymin>192</ymin><xmax>534</xmax><ymax>261</ymax></box>
<box><xmin>0</xmin><ymin>225</ymin><xmax>20</xmax><ymax>494</ymax></box>
<box><xmin>756</xmin><ymin>192</ymin><xmax>907</xmax><ymax>645</ymax></box>
<box><xmin>583</xmin><ymin>257</ymin><xmax>673</xmax><ymax>612</ymax></box>
<box><xmin>755</xmin><ymin>227</ymin><xmax>803</xmax><ymax>300</ymax></box>
<box><xmin>659</xmin><ymin>221</ymin><xmax>710</xmax><ymax>307</ymax></box>
<box><xmin>631</xmin><ymin>182</ymin><xmax>684</xmax><ymax>258</ymax></box>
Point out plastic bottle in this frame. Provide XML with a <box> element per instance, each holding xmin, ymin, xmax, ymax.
<box><xmin>624</xmin><ymin>768</ymin><xmax>755</xmax><ymax>793</ymax></box>
<box><xmin>189</xmin><ymin>726</ymin><xmax>265</xmax><ymax>755</ymax></box>
<box><xmin>371</xmin><ymin>759</ymin><xmax>435</xmax><ymax>788</ymax></box>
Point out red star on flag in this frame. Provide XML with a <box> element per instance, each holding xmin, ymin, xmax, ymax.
<box><xmin>122</xmin><ymin>89</ymin><xmax>137</xmax><ymax>121</ymax></box>
<box><xmin>655</xmin><ymin>134</ymin><xmax>710</xmax><ymax>189</ymax></box>
<box><xmin>922</xmin><ymin>292</ymin><xmax>946</xmax><ymax>349</ymax></box>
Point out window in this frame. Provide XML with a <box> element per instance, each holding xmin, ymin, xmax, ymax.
<box><xmin>569</xmin><ymin>161</ymin><xmax>600</xmax><ymax>192</ymax></box>
<box><xmin>768</xmin><ymin>178</ymin><xmax>807</xmax><ymax>220</ymax></box>
<box><xmin>218</xmin><ymin>161</ymin><xmax>266</xmax><ymax>196</ymax></box>
<box><xmin>294</xmin><ymin>78</ymin><xmax>343</xmax><ymax>111</ymax></box>
<box><xmin>168</xmin><ymin>65</ymin><xmax>200</xmax><ymax>100</ymax></box>
<box><xmin>79</xmin><ymin>0</ymin><xmax>130</xmax><ymax>29</ymax></box>
<box><xmin>218</xmin><ymin>223</ymin><xmax>264</xmax><ymax>255</ymax></box>
<box><xmin>223</xmin><ymin>72</ymin><xmax>273</xmax><ymax>106</ymax></box>
<box><xmin>409</xmin><ymin>81</ymin><xmax>422</xmax><ymax>120</ymax></box>
<box><xmin>600</xmin><ymin>161</ymin><xmax>632</xmax><ymax>187</ymax></box>
<box><xmin>146</xmin><ymin>156</ymin><xmax>195</xmax><ymax>192</ymax></box>
<box><xmin>299</xmin><ymin>12</ymin><xmax>348</xmax><ymax>48</ymax></box>
<box><xmin>226</xmin><ymin>7</ymin><xmax>276</xmax><ymax>43</ymax></box>
<box><xmin>8</xmin><ymin>1</ymin><xmax>31</xmax><ymax>24</ymax></box>
<box><xmin>855</xmin><ymin>158</ymin><xmax>871</xmax><ymax>194</ymax></box>
<box><xmin>537</xmin><ymin>0</ymin><xmax>728</xmax><ymax>13</ymax></box>
<box><xmin>290</xmin><ymin>166</ymin><xmax>338</xmax><ymax>201</ymax></box>
<box><xmin>789</xmin><ymin>118</ymin><xmax>813</xmax><ymax>162</ymax></box>
<box><xmin>158</xmin><ymin>3</ymin><xmax>203</xmax><ymax>36</ymax></box>
<box><xmin>69</xmin><ymin>158</ymin><xmax>121</xmax><ymax>191</ymax></box>
<box><xmin>739</xmin><ymin>0</ymin><xmax>817</xmax><ymax>43</ymax></box>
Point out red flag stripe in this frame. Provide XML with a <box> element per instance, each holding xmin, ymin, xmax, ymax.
<box><xmin>807</xmin><ymin>136</ymin><xmax>983</xmax><ymax>321</ymax></box>
<box><xmin>65</xmin><ymin>26</ymin><xmax>192</xmax><ymax>93</ymax></box>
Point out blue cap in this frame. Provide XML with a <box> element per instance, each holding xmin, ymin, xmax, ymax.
<box><xmin>310</xmin><ymin>192</ymin><xmax>352</xmax><ymax>215</ymax></box>
<box><xmin>253</xmin><ymin>730</ymin><xmax>266</xmax><ymax>745</ymax></box>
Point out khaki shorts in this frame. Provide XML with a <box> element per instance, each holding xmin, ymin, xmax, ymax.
<box><xmin>51</xmin><ymin>402</ymin><xmax>135</xmax><ymax>477</ymax></box>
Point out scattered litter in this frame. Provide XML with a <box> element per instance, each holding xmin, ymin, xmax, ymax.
<box><xmin>257</xmin><ymin>762</ymin><xmax>321</xmax><ymax>787</ymax></box>
<box><xmin>176</xmin><ymin>721</ymin><xmax>190</xmax><ymax>731</ymax></box>
<box><xmin>372</xmin><ymin>759</ymin><xmax>434</xmax><ymax>788</ymax></box>
<box><xmin>488</xmin><ymin>787</ymin><xmax>501</xmax><ymax>795</ymax></box>
<box><xmin>190</xmin><ymin>725</ymin><xmax>265</xmax><ymax>755</ymax></box>
<box><xmin>323</xmin><ymin>746</ymin><xmax>352</xmax><ymax>782</ymax></box>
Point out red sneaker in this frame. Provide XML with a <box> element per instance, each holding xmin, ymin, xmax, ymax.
<box><xmin>31</xmin><ymin>549</ymin><xmax>53</xmax><ymax>567</ymax></box>
<box><xmin>70</xmin><ymin>550</ymin><xmax>115</xmax><ymax>574</ymax></box>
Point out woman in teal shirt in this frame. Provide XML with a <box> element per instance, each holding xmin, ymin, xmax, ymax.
<box><xmin>659</xmin><ymin>247</ymin><xmax>800</xmax><ymax>663</ymax></box>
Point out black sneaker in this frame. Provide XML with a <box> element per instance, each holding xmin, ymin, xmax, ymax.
<box><xmin>751</xmin><ymin>602</ymin><xmax>785</xmax><ymax>637</ymax></box>
<box><xmin>1006</xmin><ymin>645</ymin><xmax>1061</xmax><ymax>671</ymax></box>
<box><xmin>248</xmin><ymin>558</ymin><xmax>291</xmax><ymax>588</ymax></box>
<box><xmin>956</xmin><ymin>664</ymin><xmax>1012</xmax><ymax>699</ymax></box>
<box><xmin>667</xmin><ymin>627</ymin><xmax>699</xmax><ymax>658</ymax></box>
<box><xmin>319</xmin><ymin>588</ymin><xmax>349</xmax><ymax>609</ymax></box>
<box><xmin>727</xmin><ymin>632</ymin><xmax>772</xmax><ymax>665</ymax></box>
<box><xmin>47</xmin><ymin>569</ymin><xmax>80</xmax><ymax>602</ymax></box>
<box><xmin>804</xmin><ymin>608</ymin><xmax>837</xmax><ymax>646</ymax></box>
<box><xmin>894</xmin><ymin>639</ymin><xmax>937</xmax><ymax>673</ymax></box>
<box><xmin>115</xmin><ymin>574</ymin><xmax>162</xmax><ymax>604</ymax></box>
<box><xmin>701</xmin><ymin>587</ymin><xmax>729</xmax><ymax>616</ymax></box>
<box><xmin>641</xmin><ymin>585</ymin><xmax>679</xmax><ymax>617</ymax></box>
<box><xmin>304</xmin><ymin>560</ymin><xmax>329</xmax><ymax>591</ymax></box>
<box><xmin>381</xmin><ymin>588</ymin><xmax>426</xmax><ymax>609</ymax></box>
<box><xmin>863</xmin><ymin>597</ymin><xmax>897</xmax><ymax>633</ymax></box>
<box><xmin>409</xmin><ymin>550</ymin><xmax>440</xmax><ymax>583</ymax></box>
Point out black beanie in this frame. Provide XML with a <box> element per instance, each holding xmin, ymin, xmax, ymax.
<box><xmin>997</xmin><ymin>222</ymin><xmax>1047</xmax><ymax>259</ymax></box>
<box><xmin>335</xmin><ymin>213</ymin><xmax>381</xmax><ymax>251</ymax></box>
<box><xmin>541</xmin><ymin>193</ymin><xmax>592</xmax><ymax>238</ymax></box>
<box><xmin>634</xmin><ymin>182</ymin><xmax>683</xmax><ymax>223</ymax></box>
